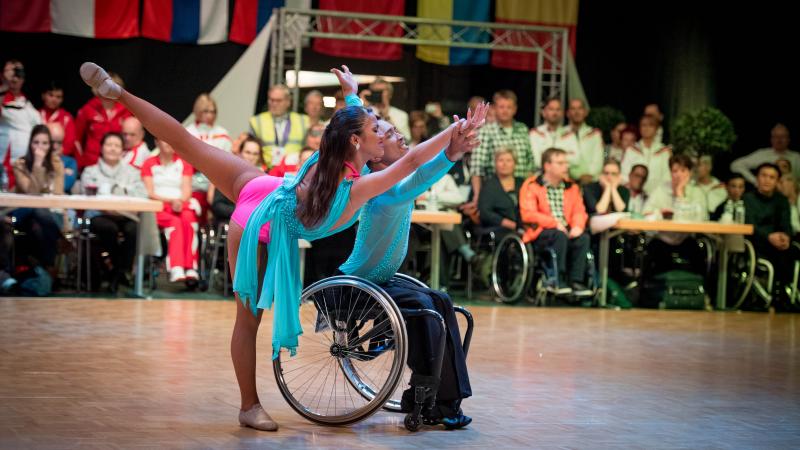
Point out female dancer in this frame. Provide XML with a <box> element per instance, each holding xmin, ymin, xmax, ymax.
<box><xmin>79</xmin><ymin>62</ymin><xmax>486</xmax><ymax>431</ymax></box>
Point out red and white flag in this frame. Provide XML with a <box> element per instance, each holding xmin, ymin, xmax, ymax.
<box><xmin>0</xmin><ymin>0</ymin><xmax>140</xmax><ymax>39</ymax></box>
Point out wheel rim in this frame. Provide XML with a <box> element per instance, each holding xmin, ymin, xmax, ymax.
<box><xmin>729</xmin><ymin>240</ymin><xmax>756</xmax><ymax>309</ymax></box>
<box><xmin>491</xmin><ymin>234</ymin><xmax>531</xmax><ymax>302</ymax></box>
<box><xmin>273</xmin><ymin>277</ymin><xmax>407</xmax><ymax>425</ymax></box>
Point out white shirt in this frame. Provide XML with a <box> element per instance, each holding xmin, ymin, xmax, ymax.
<box><xmin>529</xmin><ymin>123</ymin><xmax>565</xmax><ymax>171</ymax></box>
<box><xmin>142</xmin><ymin>156</ymin><xmax>192</xmax><ymax>200</ymax></box>
<box><xmin>387</xmin><ymin>106</ymin><xmax>411</xmax><ymax>142</ymax></box>
<box><xmin>185</xmin><ymin>122</ymin><xmax>232</xmax><ymax>153</ymax></box>
<box><xmin>426</xmin><ymin>173</ymin><xmax>468</xmax><ymax>210</ymax></box>
<box><xmin>558</xmin><ymin>123</ymin><xmax>604</xmax><ymax>181</ymax></box>
<box><xmin>620</xmin><ymin>140</ymin><xmax>671</xmax><ymax>195</ymax></box>
<box><xmin>730</xmin><ymin>147</ymin><xmax>800</xmax><ymax>185</ymax></box>
<box><xmin>693</xmin><ymin>176</ymin><xmax>727</xmax><ymax>213</ymax></box>
<box><xmin>122</xmin><ymin>141</ymin><xmax>150</xmax><ymax>169</ymax></box>
<box><xmin>0</xmin><ymin>93</ymin><xmax>41</xmax><ymax>162</ymax></box>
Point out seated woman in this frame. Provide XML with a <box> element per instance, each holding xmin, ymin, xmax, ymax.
<box><xmin>582</xmin><ymin>158</ymin><xmax>631</xmax><ymax>279</ymax></box>
<box><xmin>12</xmin><ymin>125</ymin><xmax>65</xmax><ymax>273</ymax></box>
<box><xmin>477</xmin><ymin>147</ymin><xmax>524</xmax><ymax>235</ymax></box>
<box><xmin>582</xmin><ymin>158</ymin><xmax>629</xmax><ymax>216</ymax></box>
<box><xmin>141</xmin><ymin>137</ymin><xmax>199</xmax><ymax>285</ymax></box>
<box><xmin>186</xmin><ymin>93</ymin><xmax>232</xmax><ymax>226</ymax></box>
<box><xmin>80</xmin><ymin>132</ymin><xmax>146</xmax><ymax>291</ymax></box>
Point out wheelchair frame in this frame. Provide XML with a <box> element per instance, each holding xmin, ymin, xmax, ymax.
<box><xmin>272</xmin><ymin>273</ymin><xmax>473</xmax><ymax>431</ymax></box>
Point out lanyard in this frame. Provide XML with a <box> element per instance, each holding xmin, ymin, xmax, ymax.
<box><xmin>274</xmin><ymin>117</ymin><xmax>291</xmax><ymax>147</ymax></box>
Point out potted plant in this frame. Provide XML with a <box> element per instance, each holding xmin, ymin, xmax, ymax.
<box><xmin>587</xmin><ymin>106</ymin><xmax>626</xmax><ymax>144</ymax></box>
<box><xmin>670</xmin><ymin>107</ymin><xmax>736</xmax><ymax>157</ymax></box>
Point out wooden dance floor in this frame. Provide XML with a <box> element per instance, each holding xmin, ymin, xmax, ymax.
<box><xmin>1</xmin><ymin>297</ymin><xmax>798</xmax><ymax>449</ymax></box>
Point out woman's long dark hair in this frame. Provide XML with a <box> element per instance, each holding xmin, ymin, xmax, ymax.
<box><xmin>22</xmin><ymin>125</ymin><xmax>55</xmax><ymax>173</ymax></box>
<box><xmin>297</xmin><ymin>105</ymin><xmax>371</xmax><ymax>228</ymax></box>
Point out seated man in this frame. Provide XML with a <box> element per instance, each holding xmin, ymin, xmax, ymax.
<box><xmin>625</xmin><ymin>163</ymin><xmax>649</xmax><ymax>215</ymax></box>
<box><xmin>743</xmin><ymin>163</ymin><xmax>800</xmax><ymax>304</ymax></box>
<box><xmin>643</xmin><ymin>154</ymin><xmax>708</xmax><ymax>276</ymax></box>
<box><xmin>520</xmin><ymin>147</ymin><xmax>591</xmax><ymax>296</ymax></box>
<box><xmin>710</xmin><ymin>173</ymin><xmax>746</xmax><ymax>222</ymax></box>
<box><xmin>335</xmin><ymin>67</ymin><xmax>476</xmax><ymax>429</ymax></box>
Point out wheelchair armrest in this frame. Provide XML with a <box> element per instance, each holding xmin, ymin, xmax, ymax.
<box><xmin>452</xmin><ymin>306</ymin><xmax>473</xmax><ymax>356</ymax></box>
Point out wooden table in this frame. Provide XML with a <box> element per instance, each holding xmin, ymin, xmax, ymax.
<box><xmin>598</xmin><ymin>218</ymin><xmax>754</xmax><ymax>310</ymax></box>
<box><xmin>0</xmin><ymin>193</ymin><xmax>162</xmax><ymax>297</ymax></box>
<box><xmin>411</xmin><ymin>210</ymin><xmax>461</xmax><ymax>290</ymax></box>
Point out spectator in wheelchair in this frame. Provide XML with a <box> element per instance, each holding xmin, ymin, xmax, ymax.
<box><xmin>625</xmin><ymin>163</ymin><xmax>649</xmax><ymax>215</ymax></box>
<box><xmin>338</xmin><ymin>114</ymin><xmax>477</xmax><ymax>429</ymax></box>
<box><xmin>710</xmin><ymin>173</ymin><xmax>746</xmax><ymax>221</ymax></box>
<box><xmin>642</xmin><ymin>154</ymin><xmax>708</xmax><ymax>276</ymax></box>
<box><xmin>744</xmin><ymin>163</ymin><xmax>800</xmax><ymax>300</ymax></box>
<box><xmin>477</xmin><ymin>147</ymin><xmax>525</xmax><ymax>234</ymax></box>
<box><xmin>520</xmin><ymin>147</ymin><xmax>592</xmax><ymax>296</ymax></box>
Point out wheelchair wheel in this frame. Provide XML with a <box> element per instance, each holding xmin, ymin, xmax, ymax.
<box><xmin>727</xmin><ymin>239</ymin><xmax>756</xmax><ymax>310</ymax></box>
<box><xmin>273</xmin><ymin>276</ymin><xmax>408</xmax><ymax>426</ymax></box>
<box><xmin>491</xmin><ymin>233</ymin><xmax>533</xmax><ymax>303</ymax></box>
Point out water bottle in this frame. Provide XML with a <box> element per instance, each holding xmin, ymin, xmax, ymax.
<box><xmin>733</xmin><ymin>201</ymin><xmax>745</xmax><ymax>224</ymax></box>
<box><xmin>721</xmin><ymin>200</ymin><xmax>734</xmax><ymax>223</ymax></box>
<box><xmin>428</xmin><ymin>189</ymin><xmax>439</xmax><ymax>211</ymax></box>
<box><xmin>0</xmin><ymin>168</ymin><xmax>8</xmax><ymax>192</ymax></box>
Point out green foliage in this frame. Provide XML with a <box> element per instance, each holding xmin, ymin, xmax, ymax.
<box><xmin>671</xmin><ymin>107</ymin><xmax>736</xmax><ymax>156</ymax></box>
<box><xmin>587</xmin><ymin>106</ymin><xmax>626</xmax><ymax>143</ymax></box>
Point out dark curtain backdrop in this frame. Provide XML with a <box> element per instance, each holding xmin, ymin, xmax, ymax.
<box><xmin>2</xmin><ymin>1</ymin><xmax>796</xmax><ymax>177</ymax></box>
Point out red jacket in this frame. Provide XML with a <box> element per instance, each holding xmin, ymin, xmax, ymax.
<box><xmin>40</xmin><ymin>107</ymin><xmax>77</xmax><ymax>157</ymax></box>
<box><xmin>75</xmin><ymin>97</ymin><xmax>131</xmax><ymax>168</ymax></box>
<box><xmin>519</xmin><ymin>175</ymin><xmax>588</xmax><ymax>243</ymax></box>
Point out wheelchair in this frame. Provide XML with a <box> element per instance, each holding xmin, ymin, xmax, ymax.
<box><xmin>472</xmin><ymin>227</ymin><xmax>598</xmax><ymax>304</ymax></box>
<box><xmin>272</xmin><ymin>273</ymin><xmax>474</xmax><ymax>431</ymax></box>
<box><xmin>723</xmin><ymin>239</ymin><xmax>800</xmax><ymax>310</ymax></box>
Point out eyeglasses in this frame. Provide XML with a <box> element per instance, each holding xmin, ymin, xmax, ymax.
<box><xmin>201</xmin><ymin>109</ymin><xmax>216</xmax><ymax>114</ymax></box>
<box><xmin>308</xmin><ymin>129</ymin><xmax>323</xmax><ymax>137</ymax></box>
<box><xmin>602</xmin><ymin>171</ymin><xmax>620</xmax><ymax>176</ymax></box>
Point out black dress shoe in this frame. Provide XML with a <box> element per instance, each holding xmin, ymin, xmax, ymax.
<box><xmin>439</xmin><ymin>413</ymin><xmax>472</xmax><ymax>430</ymax></box>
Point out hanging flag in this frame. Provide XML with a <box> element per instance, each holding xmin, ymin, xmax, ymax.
<box><xmin>0</xmin><ymin>0</ymin><xmax>139</xmax><ymax>39</ymax></box>
<box><xmin>491</xmin><ymin>0</ymin><xmax>578</xmax><ymax>72</ymax></box>
<box><xmin>416</xmin><ymin>0</ymin><xmax>490</xmax><ymax>66</ymax></box>
<box><xmin>229</xmin><ymin>0</ymin><xmax>281</xmax><ymax>45</ymax></box>
<box><xmin>142</xmin><ymin>0</ymin><xmax>229</xmax><ymax>44</ymax></box>
<box><xmin>229</xmin><ymin>0</ymin><xmax>310</xmax><ymax>45</ymax></box>
<box><xmin>313</xmin><ymin>0</ymin><xmax>405</xmax><ymax>61</ymax></box>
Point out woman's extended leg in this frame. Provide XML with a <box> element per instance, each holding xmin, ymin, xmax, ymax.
<box><xmin>227</xmin><ymin>220</ymin><xmax>278</xmax><ymax>431</ymax></box>
<box><xmin>80</xmin><ymin>63</ymin><xmax>261</xmax><ymax>201</ymax></box>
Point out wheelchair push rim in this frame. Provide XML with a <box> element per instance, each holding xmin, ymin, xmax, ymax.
<box><xmin>273</xmin><ymin>276</ymin><xmax>408</xmax><ymax>426</ymax></box>
<box><xmin>491</xmin><ymin>233</ymin><xmax>533</xmax><ymax>303</ymax></box>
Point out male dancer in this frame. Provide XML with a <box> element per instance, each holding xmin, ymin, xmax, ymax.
<box><xmin>334</xmin><ymin>68</ymin><xmax>477</xmax><ymax>429</ymax></box>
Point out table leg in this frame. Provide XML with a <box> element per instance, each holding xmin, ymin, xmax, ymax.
<box><xmin>431</xmin><ymin>225</ymin><xmax>442</xmax><ymax>290</ymax></box>
<box><xmin>599</xmin><ymin>230</ymin><xmax>610</xmax><ymax>307</ymax></box>
<box><xmin>134</xmin><ymin>213</ymin><xmax>145</xmax><ymax>298</ymax></box>
<box><xmin>716</xmin><ymin>241</ymin><xmax>729</xmax><ymax>310</ymax></box>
